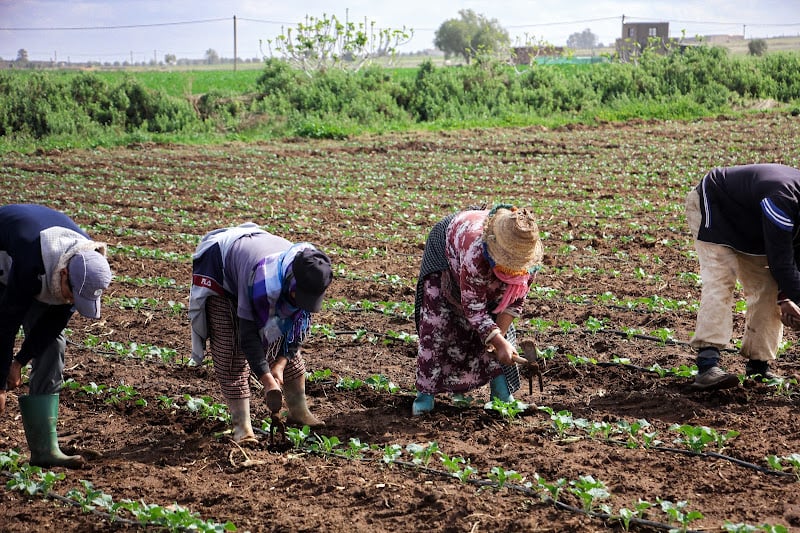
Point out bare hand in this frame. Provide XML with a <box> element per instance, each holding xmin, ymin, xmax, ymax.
<box><xmin>270</xmin><ymin>356</ymin><xmax>288</xmax><ymax>386</ymax></box>
<box><xmin>6</xmin><ymin>360</ymin><xmax>22</xmax><ymax>390</ymax></box>
<box><xmin>0</xmin><ymin>390</ymin><xmax>6</xmax><ymax>415</ymax></box>
<box><xmin>779</xmin><ymin>300</ymin><xmax>800</xmax><ymax>329</ymax></box>
<box><xmin>490</xmin><ymin>337</ymin><xmax>517</xmax><ymax>366</ymax></box>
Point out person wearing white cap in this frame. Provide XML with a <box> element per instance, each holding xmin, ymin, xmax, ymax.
<box><xmin>189</xmin><ymin>223</ymin><xmax>333</xmax><ymax>443</ymax></box>
<box><xmin>0</xmin><ymin>203</ymin><xmax>112</xmax><ymax>468</ymax></box>
<box><xmin>413</xmin><ymin>204</ymin><xmax>544</xmax><ymax>416</ymax></box>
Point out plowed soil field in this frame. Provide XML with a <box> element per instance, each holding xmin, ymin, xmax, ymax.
<box><xmin>2</xmin><ymin>114</ymin><xmax>800</xmax><ymax>532</ymax></box>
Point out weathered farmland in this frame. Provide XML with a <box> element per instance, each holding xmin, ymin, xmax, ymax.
<box><xmin>1</xmin><ymin>114</ymin><xmax>800</xmax><ymax>532</ymax></box>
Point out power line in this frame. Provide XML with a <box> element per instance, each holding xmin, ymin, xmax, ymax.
<box><xmin>506</xmin><ymin>16</ymin><xmax>621</xmax><ymax>30</ymax></box>
<box><xmin>0</xmin><ymin>17</ymin><xmax>230</xmax><ymax>31</ymax></box>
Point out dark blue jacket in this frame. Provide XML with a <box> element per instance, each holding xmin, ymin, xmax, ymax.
<box><xmin>0</xmin><ymin>204</ymin><xmax>88</xmax><ymax>389</ymax></box>
<box><xmin>696</xmin><ymin>164</ymin><xmax>800</xmax><ymax>302</ymax></box>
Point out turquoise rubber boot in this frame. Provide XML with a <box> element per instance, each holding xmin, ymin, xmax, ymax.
<box><xmin>412</xmin><ymin>393</ymin><xmax>434</xmax><ymax>416</ymax></box>
<box><xmin>19</xmin><ymin>394</ymin><xmax>85</xmax><ymax>469</ymax></box>
<box><xmin>490</xmin><ymin>374</ymin><xmax>514</xmax><ymax>403</ymax></box>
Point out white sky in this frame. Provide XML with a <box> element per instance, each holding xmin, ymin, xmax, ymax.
<box><xmin>0</xmin><ymin>0</ymin><xmax>798</xmax><ymax>63</ymax></box>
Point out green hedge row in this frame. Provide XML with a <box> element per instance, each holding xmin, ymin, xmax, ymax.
<box><xmin>1</xmin><ymin>45</ymin><xmax>799</xmax><ymax>144</ymax></box>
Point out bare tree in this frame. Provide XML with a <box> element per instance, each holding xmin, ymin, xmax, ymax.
<box><xmin>264</xmin><ymin>13</ymin><xmax>413</xmax><ymax>75</ymax></box>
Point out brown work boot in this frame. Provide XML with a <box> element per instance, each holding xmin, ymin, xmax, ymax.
<box><xmin>687</xmin><ymin>366</ymin><xmax>739</xmax><ymax>392</ymax></box>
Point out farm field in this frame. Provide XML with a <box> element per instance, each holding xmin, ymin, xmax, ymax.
<box><xmin>1</xmin><ymin>113</ymin><xmax>800</xmax><ymax>532</ymax></box>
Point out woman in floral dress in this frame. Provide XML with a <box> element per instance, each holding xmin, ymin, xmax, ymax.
<box><xmin>413</xmin><ymin>204</ymin><xmax>543</xmax><ymax>415</ymax></box>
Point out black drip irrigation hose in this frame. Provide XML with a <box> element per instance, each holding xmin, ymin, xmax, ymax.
<box><xmin>647</xmin><ymin>445</ymin><xmax>795</xmax><ymax>478</ymax></box>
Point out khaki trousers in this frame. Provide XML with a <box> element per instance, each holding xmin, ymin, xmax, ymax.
<box><xmin>685</xmin><ymin>189</ymin><xmax>779</xmax><ymax>361</ymax></box>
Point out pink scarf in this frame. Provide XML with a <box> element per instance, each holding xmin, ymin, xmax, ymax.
<box><xmin>492</xmin><ymin>268</ymin><xmax>531</xmax><ymax>314</ymax></box>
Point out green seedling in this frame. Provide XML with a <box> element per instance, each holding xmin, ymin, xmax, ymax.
<box><xmin>565</xmin><ymin>354</ymin><xmax>597</xmax><ymax>366</ymax></box>
<box><xmin>365</xmin><ymin>374</ymin><xmax>400</xmax><ymax>393</ymax></box>
<box><xmin>384</xmin><ymin>329</ymin><xmax>417</xmax><ymax>344</ymax></box>
<box><xmin>311</xmin><ymin>324</ymin><xmax>337</xmax><ymax>339</ymax></box>
<box><xmin>587</xmin><ymin>421</ymin><xmax>614</xmax><ymax>441</ymax></box>
<box><xmin>381</xmin><ymin>444</ymin><xmax>403</xmax><ymax>464</ymax></box>
<box><xmin>336</xmin><ymin>376</ymin><xmax>365</xmax><ymax>390</ymax></box>
<box><xmin>66</xmin><ymin>480</ymin><xmax>115</xmax><ymax>513</ymax></box>
<box><xmin>766</xmin><ymin>453</ymin><xmax>800</xmax><ymax>481</ymax></box>
<box><xmin>723</xmin><ymin>522</ymin><xmax>789</xmax><ymax>533</ymax></box>
<box><xmin>406</xmin><ymin>442</ymin><xmax>439</xmax><ymax>467</ymax></box>
<box><xmin>311</xmin><ymin>433</ymin><xmax>341</xmax><ymax>454</ymax></box>
<box><xmin>342</xmin><ymin>438</ymin><xmax>369</xmax><ymax>460</ymax></box>
<box><xmin>537</xmin><ymin>345</ymin><xmax>558</xmax><ymax>361</ymax></box>
<box><xmin>621</xmin><ymin>327</ymin><xmax>643</xmax><ymax>340</ymax></box>
<box><xmin>439</xmin><ymin>453</ymin><xmax>477</xmax><ymax>483</ymax></box>
<box><xmin>6</xmin><ymin>466</ymin><xmax>64</xmax><ymax>496</ymax></box>
<box><xmin>184</xmin><ymin>395</ymin><xmax>230</xmax><ymax>423</ymax></box>
<box><xmin>306</xmin><ymin>368</ymin><xmax>333</xmax><ymax>382</ymax></box>
<box><xmin>617</xmin><ymin>418</ymin><xmax>652</xmax><ymax>448</ymax></box>
<box><xmin>157</xmin><ymin>395</ymin><xmax>175</xmax><ymax>409</ymax></box>
<box><xmin>584</xmin><ymin>316</ymin><xmax>606</xmax><ymax>334</ymax></box>
<box><xmin>285</xmin><ymin>425</ymin><xmax>311</xmax><ymax>448</ymax></box>
<box><xmin>570</xmin><ymin>475</ymin><xmax>611</xmax><ymax>513</ymax></box>
<box><xmin>617</xmin><ymin>499</ymin><xmax>654</xmax><ymax>531</ymax></box>
<box><xmin>167</xmin><ymin>300</ymin><xmax>186</xmax><ymax>315</ymax></box>
<box><xmin>764</xmin><ymin>376</ymin><xmax>798</xmax><ymax>397</ymax></box>
<box><xmin>487</xmin><ymin>466</ymin><xmax>523</xmax><ymax>490</ymax></box>
<box><xmin>484</xmin><ymin>398</ymin><xmax>528</xmax><ymax>420</ymax></box>
<box><xmin>450</xmin><ymin>393</ymin><xmax>474</xmax><ymax>408</ymax></box>
<box><xmin>657</xmin><ymin>499</ymin><xmax>703</xmax><ymax>533</ymax></box>
<box><xmin>106</xmin><ymin>385</ymin><xmax>147</xmax><ymax>407</ymax></box>
<box><xmin>0</xmin><ymin>449</ymin><xmax>24</xmax><ymax>473</ymax></box>
<box><xmin>528</xmin><ymin>317</ymin><xmax>553</xmax><ymax>334</ymax></box>
<box><xmin>650</xmin><ymin>327</ymin><xmax>674</xmax><ymax>345</ymax></box>
<box><xmin>641</xmin><ymin>431</ymin><xmax>663</xmax><ymax>449</ymax></box>
<box><xmin>532</xmin><ymin>473</ymin><xmax>566</xmax><ymax>502</ymax></box>
<box><xmin>558</xmin><ymin>319</ymin><xmax>578</xmax><ymax>334</ymax></box>
<box><xmin>669</xmin><ymin>424</ymin><xmax>739</xmax><ymax>453</ymax></box>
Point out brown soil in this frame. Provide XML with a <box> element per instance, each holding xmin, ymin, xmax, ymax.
<box><xmin>2</xmin><ymin>114</ymin><xmax>800</xmax><ymax>532</ymax></box>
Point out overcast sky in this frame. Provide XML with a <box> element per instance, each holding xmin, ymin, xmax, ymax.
<box><xmin>1</xmin><ymin>0</ymin><xmax>798</xmax><ymax>63</ymax></box>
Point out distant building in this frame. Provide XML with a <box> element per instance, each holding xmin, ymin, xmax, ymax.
<box><xmin>615</xmin><ymin>21</ymin><xmax>671</xmax><ymax>61</ymax></box>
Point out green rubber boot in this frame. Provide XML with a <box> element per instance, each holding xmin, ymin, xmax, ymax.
<box><xmin>490</xmin><ymin>374</ymin><xmax>514</xmax><ymax>403</ymax></box>
<box><xmin>19</xmin><ymin>394</ymin><xmax>85</xmax><ymax>469</ymax></box>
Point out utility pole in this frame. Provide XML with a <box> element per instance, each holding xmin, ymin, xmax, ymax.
<box><xmin>233</xmin><ymin>15</ymin><xmax>238</xmax><ymax>71</ymax></box>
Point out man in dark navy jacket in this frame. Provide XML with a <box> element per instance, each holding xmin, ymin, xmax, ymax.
<box><xmin>685</xmin><ymin>164</ymin><xmax>800</xmax><ymax>391</ymax></box>
<box><xmin>0</xmin><ymin>204</ymin><xmax>112</xmax><ymax>468</ymax></box>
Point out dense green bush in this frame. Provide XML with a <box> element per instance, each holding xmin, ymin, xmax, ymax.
<box><xmin>1</xmin><ymin>45</ymin><xmax>799</xmax><ymax>148</ymax></box>
<box><xmin>0</xmin><ymin>71</ymin><xmax>197</xmax><ymax>139</ymax></box>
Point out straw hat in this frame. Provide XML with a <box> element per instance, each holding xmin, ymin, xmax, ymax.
<box><xmin>482</xmin><ymin>205</ymin><xmax>543</xmax><ymax>275</ymax></box>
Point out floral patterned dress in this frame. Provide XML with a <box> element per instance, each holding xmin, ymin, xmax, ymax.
<box><xmin>415</xmin><ymin>210</ymin><xmax>528</xmax><ymax>394</ymax></box>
